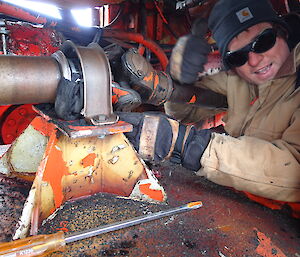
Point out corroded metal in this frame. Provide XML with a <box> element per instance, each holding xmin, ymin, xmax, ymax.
<box><xmin>33</xmin><ymin>105</ymin><xmax>133</xmax><ymax>139</ymax></box>
<box><xmin>27</xmin><ymin>128</ymin><xmax>165</xmax><ymax>230</ymax></box>
<box><xmin>0</xmin><ymin>116</ymin><xmax>165</xmax><ymax>238</ymax></box>
<box><xmin>39</xmin><ymin>193</ymin><xmax>171</xmax><ymax>256</ymax></box>
<box><xmin>0</xmin><ymin>120</ymin><xmax>48</xmax><ymax>179</ymax></box>
<box><xmin>39</xmin><ymin>162</ymin><xmax>300</xmax><ymax>256</ymax></box>
<box><xmin>0</xmin><ymin>175</ymin><xmax>31</xmax><ymax>243</ymax></box>
<box><xmin>64</xmin><ymin>201</ymin><xmax>202</xmax><ymax>244</ymax></box>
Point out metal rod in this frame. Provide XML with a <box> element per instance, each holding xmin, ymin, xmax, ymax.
<box><xmin>65</xmin><ymin>201</ymin><xmax>202</xmax><ymax>244</ymax></box>
<box><xmin>2</xmin><ymin>34</ymin><xmax>7</xmax><ymax>55</ymax></box>
<box><xmin>0</xmin><ymin>55</ymin><xmax>60</xmax><ymax>104</ymax></box>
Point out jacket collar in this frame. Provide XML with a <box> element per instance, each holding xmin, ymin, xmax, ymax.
<box><xmin>275</xmin><ymin>42</ymin><xmax>300</xmax><ymax>78</ymax></box>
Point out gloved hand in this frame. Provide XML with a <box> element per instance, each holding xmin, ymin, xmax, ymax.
<box><xmin>121</xmin><ymin>48</ymin><xmax>173</xmax><ymax>106</ymax></box>
<box><xmin>117</xmin><ymin>112</ymin><xmax>212</xmax><ymax>171</ymax></box>
<box><xmin>169</xmin><ymin>18</ymin><xmax>210</xmax><ymax>84</ymax></box>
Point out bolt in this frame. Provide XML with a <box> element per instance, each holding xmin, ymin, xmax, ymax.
<box><xmin>18</xmin><ymin>108</ymin><xmax>27</xmax><ymax>116</ymax></box>
<box><xmin>5</xmin><ymin>134</ymin><xmax>13</xmax><ymax>140</ymax></box>
<box><xmin>7</xmin><ymin>119</ymin><xmax>16</xmax><ymax>126</ymax></box>
<box><xmin>137</xmin><ymin>70</ymin><xmax>143</xmax><ymax>77</ymax></box>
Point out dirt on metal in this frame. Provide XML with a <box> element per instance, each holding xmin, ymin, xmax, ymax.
<box><xmin>39</xmin><ymin>161</ymin><xmax>300</xmax><ymax>257</ymax></box>
<box><xmin>0</xmin><ymin>175</ymin><xmax>31</xmax><ymax>242</ymax></box>
<box><xmin>39</xmin><ymin>192</ymin><xmax>170</xmax><ymax>256</ymax></box>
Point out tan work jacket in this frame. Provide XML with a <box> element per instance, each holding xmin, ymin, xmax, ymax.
<box><xmin>165</xmin><ymin>43</ymin><xmax>300</xmax><ymax>202</ymax></box>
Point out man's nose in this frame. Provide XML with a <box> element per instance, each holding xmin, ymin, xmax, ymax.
<box><xmin>247</xmin><ymin>51</ymin><xmax>263</xmax><ymax>66</ymax></box>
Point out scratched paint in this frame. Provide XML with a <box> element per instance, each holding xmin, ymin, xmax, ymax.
<box><xmin>255</xmin><ymin>228</ymin><xmax>287</xmax><ymax>257</ymax></box>
<box><xmin>30</xmin><ymin>116</ymin><xmax>56</xmax><ymax>137</ymax></box>
<box><xmin>81</xmin><ymin>153</ymin><xmax>97</xmax><ymax>168</ymax></box>
<box><xmin>139</xmin><ymin>183</ymin><xmax>164</xmax><ymax>201</ymax></box>
<box><xmin>189</xmin><ymin>95</ymin><xmax>196</xmax><ymax>104</ymax></box>
<box><xmin>244</xmin><ymin>192</ymin><xmax>300</xmax><ymax>218</ymax></box>
<box><xmin>42</xmin><ymin>139</ymin><xmax>69</xmax><ymax>209</ymax></box>
<box><xmin>35</xmin><ymin>161</ymin><xmax>300</xmax><ymax>256</ymax></box>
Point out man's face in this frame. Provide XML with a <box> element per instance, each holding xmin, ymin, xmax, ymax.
<box><xmin>227</xmin><ymin>22</ymin><xmax>290</xmax><ymax>85</ymax></box>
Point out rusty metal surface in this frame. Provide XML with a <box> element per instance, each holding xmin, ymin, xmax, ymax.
<box><xmin>6</xmin><ymin>22</ymin><xmax>61</xmax><ymax>56</ymax></box>
<box><xmin>0</xmin><ymin>175</ymin><xmax>31</xmax><ymax>242</ymax></box>
<box><xmin>34</xmin><ymin>105</ymin><xmax>133</xmax><ymax>138</ymax></box>
<box><xmin>39</xmin><ymin>161</ymin><xmax>300</xmax><ymax>257</ymax></box>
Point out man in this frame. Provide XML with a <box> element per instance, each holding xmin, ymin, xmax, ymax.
<box><xmin>117</xmin><ymin>0</ymin><xmax>300</xmax><ymax>202</ymax></box>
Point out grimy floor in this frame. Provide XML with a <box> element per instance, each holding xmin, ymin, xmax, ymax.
<box><xmin>35</xmin><ymin>161</ymin><xmax>300</xmax><ymax>257</ymax></box>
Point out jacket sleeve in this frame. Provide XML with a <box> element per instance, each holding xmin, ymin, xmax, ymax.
<box><xmin>164</xmin><ymin>71</ymin><xmax>229</xmax><ymax>124</ymax></box>
<box><xmin>164</xmin><ymin>101</ymin><xmax>225</xmax><ymax>125</ymax></box>
<box><xmin>199</xmin><ymin>108</ymin><xmax>300</xmax><ymax>202</ymax></box>
<box><xmin>194</xmin><ymin>71</ymin><xmax>229</xmax><ymax>95</ymax></box>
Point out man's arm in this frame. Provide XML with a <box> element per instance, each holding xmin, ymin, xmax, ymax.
<box><xmin>164</xmin><ymin>71</ymin><xmax>229</xmax><ymax>124</ymax></box>
<box><xmin>199</xmin><ymin>108</ymin><xmax>300</xmax><ymax>202</ymax></box>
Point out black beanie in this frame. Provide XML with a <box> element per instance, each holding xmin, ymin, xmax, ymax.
<box><xmin>208</xmin><ymin>0</ymin><xmax>289</xmax><ymax>69</ymax></box>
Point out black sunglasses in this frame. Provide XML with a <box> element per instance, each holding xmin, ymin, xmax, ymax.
<box><xmin>224</xmin><ymin>28</ymin><xmax>277</xmax><ymax>68</ymax></box>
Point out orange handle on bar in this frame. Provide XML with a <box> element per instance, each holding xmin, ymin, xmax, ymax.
<box><xmin>0</xmin><ymin>201</ymin><xmax>203</xmax><ymax>256</ymax></box>
<box><xmin>0</xmin><ymin>231</ymin><xmax>65</xmax><ymax>257</ymax></box>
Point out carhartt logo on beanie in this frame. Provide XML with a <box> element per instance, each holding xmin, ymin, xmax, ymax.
<box><xmin>208</xmin><ymin>0</ymin><xmax>289</xmax><ymax>69</ymax></box>
<box><xmin>236</xmin><ymin>7</ymin><xmax>253</xmax><ymax>23</ymax></box>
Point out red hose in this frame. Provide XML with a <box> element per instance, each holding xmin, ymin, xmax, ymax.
<box><xmin>103</xmin><ymin>29</ymin><xmax>168</xmax><ymax>70</ymax></box>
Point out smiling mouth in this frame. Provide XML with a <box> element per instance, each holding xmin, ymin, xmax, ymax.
<box><xmin>254</xmin><ymin>63</ymin><xmax>272</xmax><ymax>74</ymax></box>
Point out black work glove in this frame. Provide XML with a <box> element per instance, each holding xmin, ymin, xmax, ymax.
<box><xmin>55</xmin><ymin>78</ymin><xmax>83</xmax><ymax>120</ymax></box>
<box><xmin>170</xmin><ymin>124</ymin><xmax>212</xmax><ymax>171</ymax></box>
<box><xmin>121</xmin><ymin>48</ymin><xmax>173</xmax><ymax>106</ymax></box>
<box><xmin>117</xmin><ymin>112</ymin><xmax>212</xmax><ymax>171</ymax></box>
<box><xmin>169</xmin><ymin>18</ymin><xmax>210</xmax><ymax>85</ymax></box>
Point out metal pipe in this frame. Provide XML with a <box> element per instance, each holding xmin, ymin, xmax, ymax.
<box><xmin>65</xmin><ymin>201</ymin><xmax>203</xmax><ymax>244</ymax></box>
<box><xmin>0</xmin><ymin>41</ymin><xmax>115</xmax><ymax>125</ymax></box>
<box><xmin>0</xmin><ymin>19</ymin><xmax>8</xmax><ymax>55</ymax></box>
<box><xmin>0</xmin><ymin>55</ymin><xmax>60</xmax><ymax>104</ymax></box>
<box><xmin>1</xmin><ymin>34</ymin><xmax>7</xmax><ymax>55</ymax></box>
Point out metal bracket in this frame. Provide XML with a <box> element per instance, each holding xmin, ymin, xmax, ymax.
<box><xmin>60</xmin><ymin>40</ymin><xmax>118</xmax><ymax>125</ymax></box>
